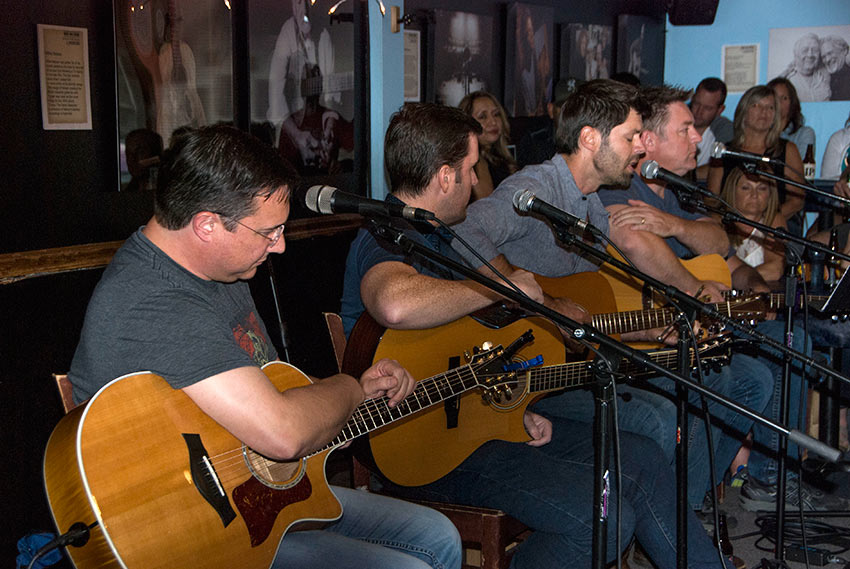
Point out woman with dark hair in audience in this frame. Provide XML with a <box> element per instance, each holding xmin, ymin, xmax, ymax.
<box><xmin>459</xmin><ymin>91</ymin><xmax>518</xmax><ymax>202</ymax></box>
<box><xmin>768</xmin><ymin>77</ymin><xmax>816</xmax><ymax>159</ymax></box>
<box><xmin>708</xmin><ymin>84</ymin><xmax>806</xmax><ymax>233</ymax></box>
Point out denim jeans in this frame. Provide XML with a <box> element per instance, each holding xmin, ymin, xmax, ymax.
<box><xmin>383</xmin><ymin>416</ymin><xmax>727</xmax><ymax>569</ymax></box>
<box><xmin>531</xmin><ymin>385</ymin><xmax>678</xmax><ymax>463</ymax></box>
<box><xmin>744</xmin><ymin>320</ymin><xmax>811</xmax><ymax>484</ymax></box>
<box><xmin>272</xmin><ymin>486</ymin><xmax>462</xmax><ymax>569</ymax></box>
<box><xmin>646</xmin><ymin>351</ymin><xmax>773</xmax><ymax>509</ymax></box>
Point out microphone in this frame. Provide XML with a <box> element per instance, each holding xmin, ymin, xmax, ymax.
<box><xmin>710</xmin><ymin>142</ymin><xmax>784</xmax><ymax>167</ymax></box>
<box><xmin>640</xmin><ymin>160</ymin><xmax>714</xmax><ymax>198</ymax></box>
<box><xmin>304</xmin><ymin>185</ymin><xmax>435</xmax><ymax>221</ymax></box>
<box><xmin>513</xmin><ymin>189</ymin><xmax>601</xmax><ymax>236</ymax></box>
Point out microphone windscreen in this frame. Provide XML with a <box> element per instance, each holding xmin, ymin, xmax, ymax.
<box><xmin>710</xmin><ymin>142</ymin><xmax>726</xmax><ymax>160</ymax></box>
<box><xmin>513</xmin><ymin>189</ymin><xmax>534</xmax><ymax>212</ymax></box>
<box><xmin>640</xmin><ymin>160</ymin><xmax>659</xmax><ymax>179</ymax></box>
<box><xmin>304</xmin><ymin>185</ymin><xmax>336</xmax><ymax>215</ymax></box>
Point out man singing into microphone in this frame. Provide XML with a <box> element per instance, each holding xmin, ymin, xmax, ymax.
<box><xmin>597</xmin><ymin>85</ymin><xmax>842</xmax><ymax>513</ymax></box>
<box><xmin>341</xmin><ymin>100</ymin><xmax>730</xmax><ymax>568</ymax></box>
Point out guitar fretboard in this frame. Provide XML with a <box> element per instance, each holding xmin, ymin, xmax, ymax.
<box><xmin>310</xmin><ymin>356</ymin><xmax>493</xmax><ymax>457</ymax></box>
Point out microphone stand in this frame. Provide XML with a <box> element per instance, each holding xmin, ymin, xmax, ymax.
<box><xmin>366</xmin><ymin>216</ymin><xmax>842</xmax><ymax>569</ymax></box>
<box><xmin>672</xmin><ymin>184</ymin><xmax>850</xmax><ymax>561</ymax></box>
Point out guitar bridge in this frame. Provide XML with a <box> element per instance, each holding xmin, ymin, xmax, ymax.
<box><xmin>183</xmin><ymin>433</ymin><xmax>237</xmax><ymax>527</ymax></box>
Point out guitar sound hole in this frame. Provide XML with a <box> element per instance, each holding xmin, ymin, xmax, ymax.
<box><xmin>243</xmin><ymin>447</ymin><xmax>306</xmax><ymax>489</ymax></box>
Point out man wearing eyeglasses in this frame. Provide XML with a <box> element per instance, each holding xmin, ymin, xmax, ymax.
<box><xmin>67</xmin><ymin>125</ymin><xmax>462</xmax><ymax>569</ymax></box>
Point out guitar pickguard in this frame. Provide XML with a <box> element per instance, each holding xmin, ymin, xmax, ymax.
<box><xmin>232</xmin><ymin>472</ymin><xmax>313</xmax><ymax>547</ymax></box>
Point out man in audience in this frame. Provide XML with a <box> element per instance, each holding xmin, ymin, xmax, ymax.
<box><xmin>690</xmin><ymin>77</ymin><xmax>732</xmax><ymax>180</ymax></box>
<box><xmin>341</xmin><ymin>101</ymin><xmax>729</xmax><ymax>569</ymax></box>
<box><xmin>69</xmin><ymin>125</ymin><xmax>463</xmax><ymax>569</ymax></box>
<box><xmin>597</xmin><ymin>85</ymin><xmax>842</xmax><ymax>512</ymax></box>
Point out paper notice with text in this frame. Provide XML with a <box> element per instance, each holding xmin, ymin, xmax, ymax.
<box><xmin>38</xmin><ymin>24</ymin><xmax>92</xmax><ymax>130</ymax></box>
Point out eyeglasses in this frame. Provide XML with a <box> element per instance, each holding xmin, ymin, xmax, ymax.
<box><xmin>215</xmin><ymin>213</ymin><xmax>285</xmax><ymax>246</ymax></box>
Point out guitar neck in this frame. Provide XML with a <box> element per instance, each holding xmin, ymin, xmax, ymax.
<box><xmin>764</xmin><ymin>292</ymin><xmax>829</xmax><ymax>310</ymax></box>
<box><xmin>590</xmin><ymin>298</ymin><xmax>742</xmax><ymax>335</ymax></box>
<box><xmin>313</xmin><ymin>359</ymin><xmax>488</xmax><ymax>455</ymax></box>
<box><xmin>526</xmin><ymin>346</ymin><xmax>689</xmax><ymax>394</ymax></box>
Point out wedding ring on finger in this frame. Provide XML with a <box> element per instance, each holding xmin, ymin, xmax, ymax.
<box><xmin>640</xmin><ymin>217</ymin><xmax>646</xmax><ymax>224</ymax></box>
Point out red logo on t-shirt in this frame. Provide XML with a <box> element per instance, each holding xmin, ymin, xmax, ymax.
<box><xmin>233</xmin><ymin>312</ymin><xmax>271</xmax><ymax>365</ymax></box>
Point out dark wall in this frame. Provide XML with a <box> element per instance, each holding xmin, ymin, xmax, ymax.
<box><xmin>1</xmin><ymin>1</ymin><xmax>153</xmax><ymax>254</ymax></box>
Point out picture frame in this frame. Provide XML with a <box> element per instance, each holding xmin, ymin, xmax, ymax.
<box><xmin>504</xmin><ymin>2</ymin><xmax>553</xmax><ymax>117</ymax></box>
<box><xmin>114</xmin><ymin>0</ymin><xmax>233</xmax><ymax>192</ymax></box>
<box><xmin>431</xmin><ymin>10</ymin><xmax>494</xmax><ymax>108</ymax></box>
<box><xmin>616</xmin><ymin>14</ymin><xmax>664</xmax><ymax>86</ymax></box>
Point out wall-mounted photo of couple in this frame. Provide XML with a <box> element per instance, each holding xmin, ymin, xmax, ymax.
<box><xmin>769</xmin><ymin>25</ymin><xmax>850</xmax><ymax>101</ymax></box>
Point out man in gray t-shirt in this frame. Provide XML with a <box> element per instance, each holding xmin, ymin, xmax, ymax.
<box><xmin>453</xmin><ymin>79</ymin><xmax>646</xmax><ymax>324</ymax></box>
<box><xmin>67</xmin><ymin>125</ymin><xmax>462</xmax><ymax>569</ymax></box>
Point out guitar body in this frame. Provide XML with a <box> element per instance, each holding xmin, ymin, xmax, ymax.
<box><xmin>44</xmin><ymin>363</ymin><xmax>341</xmax><ymax>569</ymax></box>
<box><xmin>535</xmin><ymin>270</ymin><xmax>619</xmax><ymax>316</ymax></box>
<box><xmin>599</xmin><ymin>252</ymin><xmax>731</xmax><ymax>311</ymax></box>
<box><xmin>343</xmin><ymin>312</ymin><xmax>565</xmax><ymax>487</ymax></box>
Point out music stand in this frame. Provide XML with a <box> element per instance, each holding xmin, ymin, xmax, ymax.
<box><xmin>811</xmin><ymin>265</ymin><xmax>850</xmax><ymax>313</ymax></box>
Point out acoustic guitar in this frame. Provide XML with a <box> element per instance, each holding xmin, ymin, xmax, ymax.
<box><xmin>44</xmin><ymin>353</ymin><xmax>519</xmax><ymax>569</ymax></box>
<box><xmin>535</xmin><ymin>270</ymin><xmax>770</xmax><ymax>337</ymax></box>
<box><xmin>342</xmin><ymin>311</ymin><xmax>733</xmax><ymax>487</ymax></box>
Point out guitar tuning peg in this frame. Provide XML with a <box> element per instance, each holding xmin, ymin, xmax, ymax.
<box><xmin>463</xmin><ymin>350</ymin><xmax>471</xmax><ymax>362</ymax></box>
<box><xmin>504</xmin><ymin>386</ymin><xmax>513</xmax><ymax>400</ymax></box>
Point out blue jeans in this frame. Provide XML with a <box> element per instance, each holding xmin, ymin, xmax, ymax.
<box><xmin>272</xmin><ymin>486</ymin><xmax>462</xmax><ymax>569</ymax></box>
<box><xmin>646</xmin><ymin>351</ymin><xmax>773</xmax><ymax>509</ymax></box>
<box><xmin>531</xmin><ymin>385</ymin><xmax>678</xmax><ymax>463</ymax></box>
<box><xmin>745</xmin><ymin>320</ymin><xmax>811</xmax><ymax>484</ymax></box>
<box><xmin>383</xmin><ymin>416</ymin><xmax>727</xmax><ymax>569</ymax></box>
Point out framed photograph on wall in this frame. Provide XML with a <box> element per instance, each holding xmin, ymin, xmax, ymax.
<box><xmin>505</xmin><ymin>2</ymin><xmax>553</xmax><ymax>117</ymax></box>
<box><xmin>560</xmin><ymin>23</ymin><xmax>613</xmax><ymax>82</ymax></box>
<box><xmin>432</xmin><ymin>10</ymin><xmax>494</xmax><ymax>108</ymax></box>
<box><xmin>114</xmin><ymin>0</ymin><xmax>232</xmax><ymax>191</ymax></box>
<box><xmin>616</xmin><ymin>14</ymin><xmax>664</xmax><ymax>85</ymax></box>
<box><xmin>404</xmin><ymin>29</ymin><xmax>421</xmax><ymax>103</ymax></box>
<box><xmin>249</xmin><ymin>0</ymin><xmax>357</xmax><ymax>178</ymax></box>
<box><xmin>768</xmin><ymin>25</ymin><xmax>850</xmax><ymax>101</ymax></box>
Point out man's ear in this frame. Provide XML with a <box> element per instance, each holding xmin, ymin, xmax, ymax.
<box><xmin>437</xmin><ymin>164</ymin><xmax>453</xmax><ymax>193</ymax></box>
<box><xmin>717</xmin><ymin>104</ymin><xmax>726</xmax><ymax>117</ymax></box>
<box><xmin>192</xmin><ymin>211</ymin><xmax>218</xmax><ymax>242</ymax></box>
<box><xmin>640</xmin><ymin>130</ymin><xmax>655</xmax><ymax>152</ymax></box>
<box><xmin>578</xmin><ymin>126</ymin><xmax>600</xmax><ymax>152</ymax></box>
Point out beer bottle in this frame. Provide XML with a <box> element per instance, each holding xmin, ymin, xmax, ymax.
<box><xmin>803</xmin><ymin>144</ymin><xmax>816</xmax><ymax>181</ymax></box>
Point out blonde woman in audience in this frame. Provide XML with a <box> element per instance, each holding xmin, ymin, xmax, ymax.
<box><xmin>707</xmin><ymin>85</ymin><xmax>806</xmax><ymax>230</ymax></box>
<box><xmin>459</xmin><ymin>91</ymin><xmax>518</xmax><ymax>202</ymax></box>
<box><xmin>720</xmin><ymin>166</ymin><xmax>787</xmax><ymax>283</ymax></box>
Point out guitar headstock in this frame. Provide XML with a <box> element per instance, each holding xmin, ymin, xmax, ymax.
<box><xmin>712</xmin><ymin>293</ymin><xmax>772</xmax><ymax>330</ymax></box>
<box><xmin>694</xmin><ymin>333</ymin><xmax>740</xmax><ymax>372</ymax></box>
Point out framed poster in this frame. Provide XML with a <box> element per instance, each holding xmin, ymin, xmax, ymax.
<box><xmin>114</xmin><ymin>0</ymin><xmax>232</xmax><ymax>191</ymax></box>
<box><xmin>37</xmin><ymin>24</ymin><xmax>92</xmax><ymax>130</ymax></box>
<box><xmin>768</xmin><ymin>25</ymin><xmax>850</xmax><ymax>101</ymax></box>
<box><xmin>616</xmin><ymin>15</ymin><xmax>664</xmax><ymax>86</ymax></box>
<box><xmin>404</xmin><ymin>29</ymin><xmax>421</xmax><ymax>102</ymax></box>
<box><xmin>561</xmin><ymin>23</ymin><xmax>612</xmax><ymax>81</ymax></box>
<box><xmin>505</xmin><ymin>3</ymin><xmax>553</xmax><ymax>117</ymax></box>
<box><xmin>249</xmin><ymin>0</ymin><xmax>357</xmax><ymax>178</ymax></box>
<box><xmin>722</xmin><ymin>44</ymin><xmax>759</xmax><ymax>93</ymax></box>
<box><xmin>432</xmin><ymin>10</ymin><xmax>494</xmax><ymax>108</ymax></box>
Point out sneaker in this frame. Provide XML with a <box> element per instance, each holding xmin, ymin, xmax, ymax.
<box><xmin>739</xmin><ymin>475</ymin><xmax>849</xmax><ymax>512</ymax></box>
<box><xmin>728</xmin><ymin>465</ymin><xmax>748</xmax><ymax>489</ymax></box>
